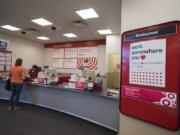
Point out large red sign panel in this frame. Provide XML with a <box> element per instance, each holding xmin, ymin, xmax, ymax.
<box><xmin>120</xmin><ymin>21</ymin><xmax>180</xmax><ymax>130</ymax></box>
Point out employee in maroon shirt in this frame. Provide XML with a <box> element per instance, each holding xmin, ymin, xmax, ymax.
<box><xmin>29</xmin><ymin>65</ymin><xmax>41</xmax><ymax>80</ymax></box>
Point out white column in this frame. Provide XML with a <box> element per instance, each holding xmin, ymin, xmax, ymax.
<box><xmin>120</xmin><ymin>0</ymin><xmax>180</xmax><ymax>135</ymax></box>
<box><xmin>106</xmin><ymin>35</ymin><xmax>121</xmax><ymax>73</ymax></box>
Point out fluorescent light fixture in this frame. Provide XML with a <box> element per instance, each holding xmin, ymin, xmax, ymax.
<box><xmin>63</xmin><ymin>33</ymin><xmax>77</xmax><ymax>38</ymax></box>
<box><xmin>31</xmin><ymin>18</ymin><xmax>53</xmax><ymax>26</ymax></box>
<box><xmin>97</xmin><ymin>29</ymin><xmax>112</xmax><ymax>35</ymax></box>
<box><xmin>1</xmin><ymin>25</ymin><xmax>21</xmax><ymax>31</ymax></box>
<box><xmin>37</xmin><ymin>36</ymin><xmax>50</xmax><ymax>40</ymax></box>
<box><xmin>76</xmin><ymin>8</ymin><xmax>99</xmax><ymax>19</ymax></box>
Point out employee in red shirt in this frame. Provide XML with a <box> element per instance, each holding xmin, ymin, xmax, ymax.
<box><xmin>28</xmin><ymin>65</ymin><xmax>41</xmax><ymax>80</ymax></box>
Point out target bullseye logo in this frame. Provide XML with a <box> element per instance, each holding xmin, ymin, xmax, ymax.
<box><xmin>162</xmin><ymin>99</ymin><xmax>171</xmax><ymax>106</ymax></box>
<box><xmin>160</xmin><ymin>97</ymin><xmax>172</xmax><ymax>107</ymax></box>
<box><xmin>167</xmin><ymin>94</ymin><xmax>175</xmax><ymax>99</ymax></box>
<box><xmin>159</xmin><ymin>92</ymin><xmax>177</xmax><ymax>108</ymax></box>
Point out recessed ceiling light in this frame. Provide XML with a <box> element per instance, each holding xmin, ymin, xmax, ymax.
<box><xmin>76</xmin><ymin>8</ymin><xmax>99</xmax><ymax>19</ymax></box>
<box><xmin>63</xmin><ymin>33</ymin><xmax>77</xmax><ymax>38</ymax></box>
<box><xmin>31</xmin><ymin>18</ymin><xmax>53</xmax><ymax>26</ymax></box>
<box><xmin>1</xmin><ymin>25</ymin><xmax>21</xmax><ymax>31</ymax></box>
<box><xmin>97</xmin><ymin>29</ymin><xmax>112</xmax><ymax>35</ymax></box>
<box><xmin>37</xmin><ymin>36</ymin><xmax>50</xmax><ymax>40</ymax></box>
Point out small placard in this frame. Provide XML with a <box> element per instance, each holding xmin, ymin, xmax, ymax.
<box><xmin>6</xmin><ymin>65</ymin><xmax>11</xmax><ymax>71</ymax></box>
<box><xmin>64</xmin><ymin>59</ymin><xmax>77</xmax><ymax>69</ymax></box>
<box><xmin>53</xmin><ymin>49</ymin><xmax>64</xmax><ymax>58</ymax></box>
<box><xmin>0</xmin><ymin>52</ymin><xmax>5</xmax><ymax>56</ymax></box>
<box><xmin>52</xmin><ymin>59</ymin><xmax>63</xmax><ymax>68</ymax></box>
<box><xmin>65</xmin><ymin>48</ymin><xmax>77</xmax><ymax>58</ymax></box>
<box><xmin>0</xmin><ymin>57</ymin><xmax>5</xmax><ymax>61</ymax></box>
<box><xmin>0</xmin><ymin>65</ymin><xmax>4</xmax><ymax>71</ymax></box>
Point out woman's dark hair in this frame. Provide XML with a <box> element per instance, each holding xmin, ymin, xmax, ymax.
<box><xmin>15</xmin><ymin>58</ymin><xmax>23</xmax><ymax>66</ymax></box>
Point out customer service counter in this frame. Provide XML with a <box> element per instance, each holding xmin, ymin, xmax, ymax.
<box><xmin>0</xmin><ymin>80</ymin><xmax>119</xmax><ymax>131</ymax></box>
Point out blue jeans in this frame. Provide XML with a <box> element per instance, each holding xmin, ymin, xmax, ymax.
<box><xmin>9</xmin><ymin>83</ymin><xmax>23</xmax><ymax>108</ymax></box>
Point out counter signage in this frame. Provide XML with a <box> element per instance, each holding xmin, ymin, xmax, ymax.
<box><xmin>52</xmin><ymin>47</ymin><xmax>98</xmax><ymax>70</ymax></box>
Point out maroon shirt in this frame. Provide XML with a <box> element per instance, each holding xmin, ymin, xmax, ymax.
<box><xmin>29</xmin><ymin>68</ymin><xmax>40</xmax><ymax>80</ymax></box>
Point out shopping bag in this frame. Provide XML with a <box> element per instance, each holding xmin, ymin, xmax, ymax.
<box><xmin>5</xmin><ymin>79</ymin><xmax>11</xmax><ymax>91</ymax></box>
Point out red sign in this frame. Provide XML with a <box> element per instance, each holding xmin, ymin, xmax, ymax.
<box><xmin>76</xmin><ymin>82</ymin><xmax>85</xmax><ymax>90</ymax></box>
<box><xmin>120</xmin><ymin>21</ymin><xmax>180</xmax><ymax>130</ymax></box>
<box><xmin>44</xmin><ymin>39</ymin><xmax>105</xmax><ymax>48</ymax></box>
<box><xmin>122</xmin><ymin>85</ymin><xmax>177</xmax><ymax>108</ymax></box>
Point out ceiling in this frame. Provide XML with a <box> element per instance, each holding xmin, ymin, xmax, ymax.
<box><xmin>0</xmin><ymin>0</ymin><xmax>121</xmax><ymax>43</ymax></box>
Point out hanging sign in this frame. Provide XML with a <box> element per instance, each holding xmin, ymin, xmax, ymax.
<box><xmin>125</xmin><ymin>25</ymin><xmax>176</xmax><ymax>41</ymax></box>
<box><xmin>0</xmin><ymin>39</ymin><xmax>9</xmax><ymax>49</ymax></box>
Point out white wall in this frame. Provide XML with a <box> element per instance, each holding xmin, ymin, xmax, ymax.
<box><xmin>43</xmin><ymin>48</ymin><xmax>53</xmax><ymax>67</ymax></box>
<box><xmin>0</xmin><ymin>32</ymin><xmax>44</xmax><ymax>69</ymax></box>
<box><xmin>43</xmin><ymin>45</ymin><xmax>106</xmax><ymax>75</ymax></box>
<box><xmin>120</xmin><ymin>0</ymin><xmax>180</xmax><ymax>135</ymax></box>
<box><xmin>121</xmin><ymin>0</ymin><xmax>180</xmax><ymax>33</ymax></box>
<box><xmin>97</xmin><ymin>45</ymin><xmax>106</xmax><ymax>75</ymax></box>
<box><xmin>106</xmin><ymin>35</ymin><xmax>121</xmax><ymax>72</ymax></box>
<box><xmin>120</xmin><ymin>114</ymin><xmax>180</xmax><ymax>135</ymax></box>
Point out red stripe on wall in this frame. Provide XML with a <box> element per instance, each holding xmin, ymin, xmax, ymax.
<box><xmin>44</xmin><ymin>39</ymin><xmax>106</xmax><ymax>48</ymax></box>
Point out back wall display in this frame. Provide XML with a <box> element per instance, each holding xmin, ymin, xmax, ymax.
<box><xmin>0</xmin><ymin>50</ymin><xmax>12</xmax><ymax>72</ymax></box>
<box><xmin>77</xmin><ymin>47</ymin><xmax>98</xmax><ymax>70</ymax></box>
<box><xmin>65</xmin><ymin>48</ymin><xmax>78</xmax><ymax>58</ymax></box>
<box><xmin>64</xmin><ymin>59</ymin><xmax>77</xmax><ymax>69</ymax></box>
<box><xmin>52</xmin><ymin>47</ymin><xmax>98</xmax><ymax>70</ymax></box>
<box><xmin>52</xmin><ymin>48</ymin><xmax>64</xmax><ymax>58</ymax></box>
<box><xmin>52</xmin><ymin>58</ymin><xmax>63</xmax><ymax>68</ymax></box>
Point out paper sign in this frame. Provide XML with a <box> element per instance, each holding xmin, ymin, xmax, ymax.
<box><xmin>5</xmin><ymin>61</ymin><xmax>11</xmax><ymax>65</ymax></box>
<box><xmin>0</xmin><ymin>52</ymin><xmax>5</xmax><ymax>56</ymax></box>
<box><xmin>52</xmin><ymin>59</ymin><xmax>63</xmax><ymax>68</ymax></box>
<box><xmin>53</xmin><ymin>49</ymin><xmax>64</xmax><ymax>58</ymax></box>
<box><xmin>6</xmin><ymin>53</ymin><xmax>11</xmax><ymax>57</ymax></box>
<box><xmin>129</xmin><ymin>39</ymin><xmax>166</xmax><ymax>87</ymax></box>
<box><xmin>5</xmin><ymin>57</ymin><xmax>11</xmax><ymax>61</ymax></box>
<box><xmin>64</xmin><ymin>59</ymin><xmax>77</xmax><ymax>69</ymax></box>
<box><xmin>65</xmin><ymin>48</ymin><xmax>78</xmax><ymax>58</ymax></box>
<box><xmin>0</xmin><ymin>57</ymin><xmax>5</xmax><ymax>61</ymax></box>
<box><xmin>0</xmin><ymin>61</ymin><xmax>5</xmax><ymax>64</ymax></box>
<box><xmin>6</xmin><ymin>65</ymin><xmax>11</xmax><ymax>71</ymax></box>
<box><xmin>0</xmin><ymin>65</ymin><xmax>4</xmax><ymax>71</ymax></box>
<box><xmin>78</xmin><ymin>47</ymin><xmax>97</xmax><ymax>57</ymax></box>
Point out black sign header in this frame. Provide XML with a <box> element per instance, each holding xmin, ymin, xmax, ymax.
<box><xmin>125</xmin><ymin>25</ymin><xmax>177</xmax><ymax>42</ymax></box>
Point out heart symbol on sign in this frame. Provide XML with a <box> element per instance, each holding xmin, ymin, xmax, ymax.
<box><xmin>140</xmin><ymin>55</ymin><xmax>146</xmax><ymax>60</ymax></box>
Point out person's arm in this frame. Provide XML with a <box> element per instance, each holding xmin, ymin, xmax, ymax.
<box><xmin>28</xmin><ymin>69</ymin><xmax>32</xmax><ymax>74</ymax></box>
<box><xmin>28</xmin><ymin>69</ymin><xmax>33</xmax><ymax>79</ymax></box>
